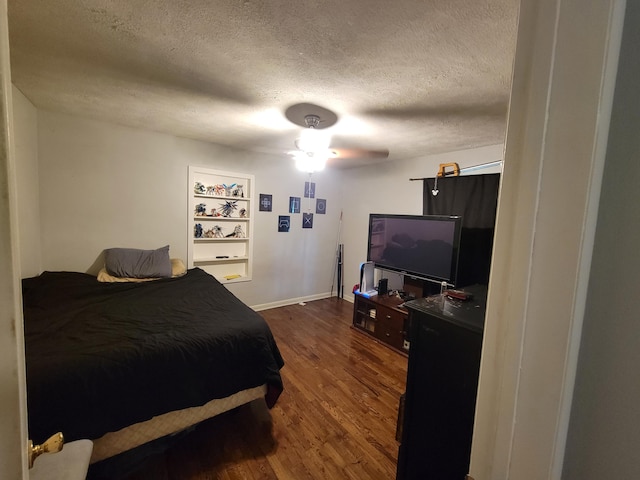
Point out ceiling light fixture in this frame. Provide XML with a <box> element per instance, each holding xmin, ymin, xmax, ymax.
<box><xmin>293</xmin><ymin>115</ymin><xmax>331</xmax><ymax>172</ymax></box>
<box><xmin>292</xmin><ymin>150</ymin><xmax>329</xmax><ymax>173</ymax></box>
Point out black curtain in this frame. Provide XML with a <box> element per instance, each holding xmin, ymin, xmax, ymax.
<box><xmin>423</xmin><ymin>173</ymin><xmax>500</xmax><ymax>287</ymax></box>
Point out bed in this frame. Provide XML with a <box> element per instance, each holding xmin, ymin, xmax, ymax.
<box><xmin>22</xmin><ymin>266</ymin><xmax>284</xmax><ymax>471</ymax></box>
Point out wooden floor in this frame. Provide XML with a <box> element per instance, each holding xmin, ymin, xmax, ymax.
<box><xmin>125</xmin><ymin>297</ymin><xmax>408</xmax><ymax>479</ymax></box>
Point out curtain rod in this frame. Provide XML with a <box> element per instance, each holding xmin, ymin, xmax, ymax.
<box><xmin>409</xmin><ymin>160</ymin><xmax>503</xmax><ymax>181</ymax></box>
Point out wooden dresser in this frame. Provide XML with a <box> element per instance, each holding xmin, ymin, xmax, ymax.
<box><xmin>352</xmin><ymin>292</ymin><xmax>409</xmax><ymax>355</ymax></box>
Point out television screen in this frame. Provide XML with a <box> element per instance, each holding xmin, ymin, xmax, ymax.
<box><xmin>367</xmin><ymin>214</ymin><xmax>462</xmax><ymax>285</ymax></box>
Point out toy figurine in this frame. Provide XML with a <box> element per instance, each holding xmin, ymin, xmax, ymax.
<box><xmin>206</xmin><ymin>185</ymin><xmax>216</xmax><ymax>196</ymax></box>
<box><xmin>194</xmin><ymin>223</ymin><xmax>203</xmax><ymax>238</ymax></box>
<box><xmin>223</xmin><ymin>183</ymin><xmax>236</xmax><ymax>196</ymax></box>
<box><xmin>214</xmin><ymin>184</ymin><xmax>225</xmax><ymax>196</ymax></box>
<box><xmin>232</xmin><ymin>185</ymin><xmax>244</xmax><ymax>198</ymax></box>
<box><xmin>195</xmin><ymin>203</ymin><xmax>207</xmax><ymax>216</ymax></box>
<box><xmin>225</xmin><ymin>224</ymin><xmax>245</xmax><ymax>238</ymax></box>
<box><xmin>239</xmin><ymin>208</ymin><xmax>247</xmax><ymax>218</ymax></box>
<box><xmin>194</xmin><ymin>182</ymin><xmax>206</xmax><ymax>194</ymax></box>
<box><xmin>219</xmin><ymin>200</ymin><xmax>238</xmax><ymax>217</ymax></box>
<box><xmin>203</xmin><ymin>226</ymin><xmax>224</xmax><ymax>238</ymax></box>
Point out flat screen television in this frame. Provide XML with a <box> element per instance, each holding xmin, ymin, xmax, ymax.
<box><xmin>367</xmin><ymin>214</ymin><xmax>463</xmax><ymax>286</ymax></box>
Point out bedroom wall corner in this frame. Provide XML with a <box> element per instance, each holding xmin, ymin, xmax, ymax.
<box><xmin>11</xmin><ymin>85</ymin><xmax>41</xmax><ymax>278</ymax></box>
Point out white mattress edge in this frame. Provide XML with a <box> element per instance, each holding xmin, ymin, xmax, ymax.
<box><xmin>90</xmin><ymin>384</ymin><xmax>267</xmax><ymax>463</ymax></box>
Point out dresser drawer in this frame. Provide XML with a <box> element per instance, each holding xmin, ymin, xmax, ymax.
<box><xmin>374</xmin><ymin>305</ymin><xmax>406</xmax><ymax>349</ymax></box>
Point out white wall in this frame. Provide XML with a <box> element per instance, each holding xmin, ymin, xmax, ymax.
<box><xmin>340</xmin><ymin>144</ymin><xmax>503</xmax><ymax>300</ymax></box>
<box><xmin>12</xmin><ymin>86</ymin><xmax>41</xmax><ymax>277</ymax></box>
<box><xmin>562</xmin><ymin>2</ymin><xmax>639</xmax><ymax>478</ymax></box>
<box><xmin>230</xmin><ymin>156</ymin><xmax>344</xmax><ymax>308</ymax></box>
<box><xmin>36</xmin><ymin>110</ymin><xmax>343</xmax><ymax>306</ymax></box>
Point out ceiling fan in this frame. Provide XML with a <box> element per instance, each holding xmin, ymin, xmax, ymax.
<box><xmin>284</xmin><ymin>103</ymin><xmax>389</xmax><ymax>172</ymax></box>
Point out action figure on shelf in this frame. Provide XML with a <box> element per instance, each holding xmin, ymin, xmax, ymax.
<box><xmin>203</xmin><ymin>225</ymin><xmax>224</xmax><ymax>238</ymax></box>
<box><xmin>223</xmin><ymin>183</ymin><xmax>236</xmax><ymax>197</ymax></box>
<box><xmin>239</xmin><ymin>208</ymin><xmax>247</xmax><ymax>218</ymax></box>
<box><xmin>206</xmin><ymin>185</ymin><xmax>216</xmax><ymax>196</ymax></box>
<box><xmin>225</xmin><ymin>224</ymin><xmax>245</xmax><ymax>238</ymax></box>
<box><xmin>219</xmin><ymin>200</ymin><xmax>238</xmax><ymax>217</ymax></box>
<box><xmin>194</xmin><ymin>182</ymin><xmax>206</xmax><ymax>194</ymax></box>
<box><xmin>214</xmin><ymin>184</ymin><xmax>225</xmax><ymax>196</ymax></box>
<box><xmin>195</xmin><ymin>203</ymin><xmax>207</xmax><ymax>216</ymax></box>
<box><xmin>194</xmin><ymin>223</ymin><xmax>203</xmax><ymax>238</ymax></box>
<box><xmin>232</xmin><ymin>185</ymin><xmax>244</xmax><ymax>198</ymax></box>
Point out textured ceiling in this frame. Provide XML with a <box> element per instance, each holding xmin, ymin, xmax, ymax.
<box><xmin>8</xmin><ymin>0</ymin><xmax>519</xmax><ymax>168</ymax></box>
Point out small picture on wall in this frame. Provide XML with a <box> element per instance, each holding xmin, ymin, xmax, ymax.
<box><xmin>304</xmin><ymin>181</ymin><xmax>316</xmax><ymax>198</ymax></box>
<box><xmin>259</xmin><ymin>194</ymin><xmax>273</xmax><ymax>212</ymax></box>
<box><xmin>278</xmin><ymin>216</ymin><xmax>290</xmax><ymax>232</ymax></box>
<box><xmin>289</xmin><ymin>196</ymin><xmax>301</xmax><ymax>214</ymax></box>
<box><xmin>302</xmin><ymin>213</ymin><xmax>314</xmax><ymax>229</ymax></box>
<box><xmin>316</xmin><ymin>198</ymin><xmax>327</xmax><ymax>214</ymax></box>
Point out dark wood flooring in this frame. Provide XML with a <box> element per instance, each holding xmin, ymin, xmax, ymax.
<box><xmin>124</xmin><ymin>297</ymin><xmax>408</xmax><ymax>479</ymax></box>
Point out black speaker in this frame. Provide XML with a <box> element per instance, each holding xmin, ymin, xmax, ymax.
<box><xmin>378</xmin><ymin>278</ymin><xmax>388</xmax><ymax>296</ymax></box>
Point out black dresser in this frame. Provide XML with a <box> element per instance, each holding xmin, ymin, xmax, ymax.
<box><xmin>396</xmin><ymin>286</ymin><xmax>486</xmax><ymax>480</ymax></box>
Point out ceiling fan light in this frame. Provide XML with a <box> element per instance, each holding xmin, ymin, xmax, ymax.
<box><xmin>297</xmin><ymin>128</ymin><xmax>331</xmax><ymax>153</ymax></box>
<box><xmin>294</xmin><ymin>151</ymin><xmax>327</xmax><ymax>173</ymax></box>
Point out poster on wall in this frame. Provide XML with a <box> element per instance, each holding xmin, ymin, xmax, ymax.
<box><xmin>302</xmin><ymin>213</ymin><xmax>314</xmax><ymax>229</ymax></box>
<box><xmin>304</xmin><ymin>181</ymin><xmax>316</xmax><ymax>198</ymax></box>
<box><xmin>259</xmin><ymin>194</ymin><xmax>273</xmax><ymax>212</ymax></box>
<box><xmin>316</xmin><ymin>198</ymin><xmax>326</xmax><ymax>214</ymax></box>
<box><xmin>289</xmin><ymin>197</ymin><xmax>301</xmax><ymax>214</ymax></box>
<box><xmin>278</xmin><ymin>216</ymin><xmax>290</xmax><ymax>232</ymax></box>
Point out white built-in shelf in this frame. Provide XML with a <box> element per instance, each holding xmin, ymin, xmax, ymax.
<box><xmin>194</xmin><ymin>194</ymin><xmax>252</xmax><ymax>201</ymax></box>
<box><xmin>221</xmin><ymin>275</ymin><xmax>248</xmax><ymax>284</ymax></box>
<box><xmin>188</xmin><ymin>166</ymin><xmax>255</xmax><ymax>284</ymax></box>
<box><xmin>193</xmin><ymin>216</ymin><xmax>249</xmax><ymax>221</ymax></box>
<box><xmin>194</xmin><ymin>256</ymin><xmax>249</xmax><ymax>263</ymax></box>
<box><xmin>194</xmin><ymin>237</ymin><xmax>251</xmax><ymax>242</ymax></box>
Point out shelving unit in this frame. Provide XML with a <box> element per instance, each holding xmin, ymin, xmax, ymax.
<box><xmin>352</xmin><ymin>293</ymin><xmax>409</xmax><ymax>355</ymax></box>
<box><xmin>188</xmin><ymin>166</ymin><xmax>255</xmax><ymax>283</ymax></box>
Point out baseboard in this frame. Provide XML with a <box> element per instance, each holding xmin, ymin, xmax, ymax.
<box><xmin>251</xmin><ymin>292</ymin><xmax>332</xmax><ymax>312</ymax></box>
<box><xmin>251</xmin><ymin>292</ymin><xmax>356</xmax><ymax>312</ymax></box>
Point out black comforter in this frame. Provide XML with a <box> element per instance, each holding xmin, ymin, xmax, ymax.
<box><xmin>23</xmin><ymin>268</ymin><xmax>284</xmax><ymax>444</ymax></box>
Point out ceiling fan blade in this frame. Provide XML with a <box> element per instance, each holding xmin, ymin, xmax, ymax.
<box><xmin>330</xmin><ymin>148</ymin><xmax>389</xmax><ymax>159</ymax></box>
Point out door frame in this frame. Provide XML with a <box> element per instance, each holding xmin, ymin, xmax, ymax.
<box><xmin>470</xmin><ymin>0</ymin><xmax>626</xmax><ymax>478</ymax></box>
<box><xmin>0</xmin><ymin>0</ymin><xmax>29</xmax><ymax>478</ymax></box>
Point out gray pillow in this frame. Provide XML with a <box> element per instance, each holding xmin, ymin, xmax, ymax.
<box><xmin>104</xmin><ymin>245</ymin><xmax>172</xmax><ymax>279</ymax></box>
